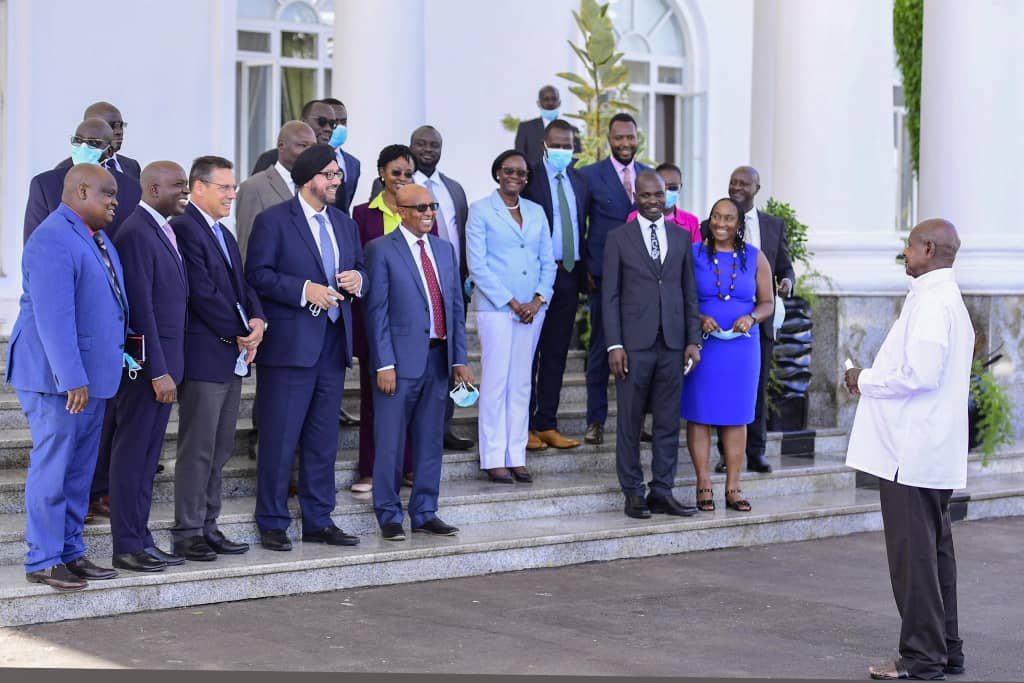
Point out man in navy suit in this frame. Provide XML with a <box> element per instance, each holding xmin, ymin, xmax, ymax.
<box><xmin>105</xmin><ymin>161</ymin><xmax>191</xmax><ymax>572</ymax></box>
<box><xmin>522</xmin><ymin>119</ymin><xmax>591</xmax><ymax>451</ymax></box>
<box><xmin>245</xmin><ymin>143</ymin><xmax>366</xmax><ymax>551</ymax></box>
<box><xmin>711</xmin><ymin>165</ymin><xmax>797</xmax><ymax>474</ymax></box>
<box><xmin>363</xmin><ymin>184</ymin><xmax>474</xmax><ymax>540</ymax></box>
<box><xmin>24</xmin><ymin>118</ymin><xmax>142</xmax><ymax>243</ymax></box>
<box><xmin>170</xmin><ymin>156</ymin><xmax>266</xmax><ymax>561</ymax></box>
<box><xmin>55</xmin><ymin>101</ymin><xmax>142</xmax><ymax>178</ymax></box>
<box><xmin>577</xmin><ymin>113</ymin><xmax>650</xmax><ymax>445</ymax></box>
<box><xmin>7</xmin><ymin>165</ymin><xmax>127</xmax><ymax>591</ymax></box>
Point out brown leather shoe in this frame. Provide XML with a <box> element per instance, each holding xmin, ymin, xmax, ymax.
<box><xmin>88</xmin><ymin>495</ymin><xmax>111</xmax><ymax>518</ymax></box>
<box><xmin>26</xmin><ymin>564</ymin><xmax>87</xmax><ymax>592</ymax></box>
<box><xmin>526</xmin><ymin>431</ymin><xmax>549</xmax><ymax>451</ymax></box>
<box><xmin>584</xmin><ymin>423</ymin><xmax>604</xmax><ymax>445</ymax></box>
<box><xmin>536</xmin><ymin>429</ymin><xmax>580</xmax><ymax>449</ymax></box>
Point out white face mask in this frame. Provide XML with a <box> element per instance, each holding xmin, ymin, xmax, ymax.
<box><xmin>706</xmin><ymin>329</ymin><xmax>751</xmax><ymax>341</ymax></box>
<box><xmin>449</xmin><ymin>382</ymin><xmax>479</xmax><ymax>408</ymax></box>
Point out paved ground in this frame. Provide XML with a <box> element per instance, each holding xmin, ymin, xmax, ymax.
<box><xmin>1</xmin><ymin>516</ymin><xmax>1021</xmax><ymax>680</ymax></box>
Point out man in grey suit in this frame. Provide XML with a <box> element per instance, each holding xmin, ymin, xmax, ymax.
<box><xmin>603</xmin><ymin>171</ymin><xmax>702</xmax><ymax>520</ymax></box>
<box><xmin>235</xmin><ymin>121</ymin><xmax>316</xmax><ymax>260</ymax></box>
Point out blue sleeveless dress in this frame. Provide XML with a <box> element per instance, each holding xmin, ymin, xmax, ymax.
<box><xmin>680</xmin><ymin>243</ymin><xmax>761</xmax><ymax>426</ymax></box>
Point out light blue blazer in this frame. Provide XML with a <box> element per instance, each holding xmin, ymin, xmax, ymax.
<box><xmin>466</xmin><ymin>190</ymin><xmax>556</xmax><ymax>313</ymax></box>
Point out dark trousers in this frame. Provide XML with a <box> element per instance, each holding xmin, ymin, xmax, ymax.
<box><xmin>255</xmin><ymin>328</ymin><xmax>345</xmax><ymax>533</ymax></box>
<box><xmin>89</xmin><ymin>402</ymin><xmax>117</xmax><ymax>500</ymax></box>
<box><xmin>879</xmin><ymin>477</ymin><xmax>963</xmax><ymax>679</ymax></box>
<box><xmin>586</xmin><ymin>286</ymin><xmax>610</xmax><ymax>425</ymax></box>
<box><xmin>530</xmin><ymin>266</ymin><xmax>580</xmax><ymax>432</ymax></box>
<box><xmin>108</xmin><ymin>372</ymin><xmax>172</xmax><ymax>554</ymax></box>
<box><xmin>717</xmin><ymin>331</ymin><xmax>773</xmax><ymax>460</ymax></box>
<box><xmin>614</xmin><ymin>335</ymin><xmax>682</xmax><ymax>497</ymax></box>
<box><xmin>357</xmin><ymin>357</ymin><xmax>413</xmax><ymax>478</ymax></box>
<box><xmin>372</xmin><ymin>343</ymin><xmax>448</xmax><ymax>528</ymax></box>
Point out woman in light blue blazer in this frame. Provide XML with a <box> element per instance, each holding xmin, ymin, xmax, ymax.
<box><xmin>467</xmin><ymin>150</ymin><xmax>556</xmax><ymax>484</ymax></box>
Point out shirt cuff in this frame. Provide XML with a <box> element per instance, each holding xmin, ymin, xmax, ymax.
<box><xmin>780</xmin><ymin>278</ymin><xmax>794</xmax><ymax>298</ymax></box>
<box><xmin>352</xmin><ymin>272</ymin><xmax>364</xmax><ymax>298</ymax></box>
<box><xmin>377</xmin><ymin>364</ymin><xmax>395</xmax><ymax>372</ymax></box>
<box><xmin>607</xmin><ymin>344</ymin><xmax>624</xmax><ymax>352</ymax></box>
<box><xmin>150</xmin><ymin>374</ymin><xmax>169</xmax><ymax>382</ymax></box>
<box><xmin>300</xmin><ymin>279</ymin><xmax>311</xmax><ymax>307</ymax></box>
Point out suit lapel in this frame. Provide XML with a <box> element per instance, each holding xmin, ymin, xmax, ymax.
<box><xmin>598</xmin><ymin>158</ymin><xmax>631</xmax><ymax>205</ymax></box>
<box><xmin>490</xmin><ymin>191</ymin><xmax>525</xmax><ymax>239</ymax></box>
<box><xmin>289</xmin><ymin>198</ymin><xmax>326</xmax><ymax>278</ymax></box>
<box><xmin>265</xmin><ymin>168</ymin><xmax>293</xmax><ymax>203</ymax></box>
<box><xmin>74</xmin><ymin>221</ymin><xmax>126</xmax><ymax>311</ymax></box>
<box><xmin>140</xmin><ymin>209</ymin><xmax>187</xmax><ymax>288</ymax></box>
<box><xmin>188</xmin><ymin>203</ymin><xmax>233</xmax><ymax>274</ymax></box>
<box><xmin>628</xmin><ymin>219</ymin><xmax>662</xmax><ymax>278</ymax></box>
<box><xmin>391</xmin><ymin>230</ymin><xmax>428</xmax><ymax>305</ymax></box>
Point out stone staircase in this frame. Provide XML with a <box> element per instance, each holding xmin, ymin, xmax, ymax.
<box><xmin>1</xmin><ymin>321</ymin><xmax>1022</xmax><ymax>627</ymax></box>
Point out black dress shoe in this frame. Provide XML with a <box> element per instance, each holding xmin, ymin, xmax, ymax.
<box><xmin>302</xmin><ymin>524</ymin><xmax>360</xmax><ymax>546</ymax></box>
<box><xmin>943</xmin><ymin>664</ymin><xmax>965</xmax><ymax>676</ymax></box>
<box><xmin>510</xmin><ymin>467</ymin><xmax>533</xmax><ymax>483</ymax></box>
<box><xmin>714</xmin><ymin>458</ymin><xmax>727</xmax><ymax>474</ymax></box>
<box><xmin>155</xmin><ymin>464</ymin><xmax>165</xmax><ymax>474</ymax></box>
<box><xmin>66</xmin><ymin>557</ymin><xmax>118</xmax><ymax>580</ymax></box>
<box><xmin>646</xmin><ymin>493</ymin><xmax>698</xmax><ymax>517</ymax></box>
<box><xmin>260</xmin><ymin>529</ymin><xmax>293</xmax><ymax>551</ymax></box>
<box><xmin>339</xmin><ymin>408</ymin><xmax>360</xmax><ymax>425</ymax></box>
<box><xmin>443</xmin><ymin>431</ymin><xmax>474</xmax><ymax>450</ymax></box>
<box><xmin>381</xmin><ymin>523</ymin><xmax>406</xmax><ymax>541</ymax></box>
<box><xmin>173</xmin><ymin>535</ymin><xmax>218</xmax><ymax>561</ymax></box>
<box><xmin>412</xmin><ymin>517</ymin><xmax>459</xmax><ymax>536</ymax></box>
<box><xmin>112</xmin><ymin>551</ymin><xmax>166</xmax><ymax>573</ymax></box>
<box><xmin>144</xmin><ymin>546</ymin><xmax>184</xmax><ymax>566</ymax></box>
<box><xmin>747</xmin><ymin>454</ymin><xmax>773</xmax><ymax>473</ymax></box>
<box><xmin>624</xmin><ymin>495</ymin><xmax>652</xmax><ymax>519</ymax></box>
<box><xmin>204</xmin><ymin>529</ymin><xmax>250</xmax><ymax>554</ymax></box>
<box><xmin>639</xmin><ymin>429</ymin><xmax>653</xmax><ymax>443</ymax></box>
<box><xmin>584</xmin><ymin>423</ymin><xmax>604</xmax><ymax>445</ymax></box>
<box><xmin>26</xmin><ymin>564</ymin><xmax>87</xmax><ymax>592</ymax></box>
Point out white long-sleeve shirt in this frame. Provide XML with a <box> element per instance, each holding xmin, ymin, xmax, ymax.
<box><xmin>845</xmin><ymin>268</ymin><xmax>974</xmax><ymax>490</ymax></box>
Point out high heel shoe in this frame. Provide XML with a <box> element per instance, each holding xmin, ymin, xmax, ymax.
<box><xmin>485</xmin><ymin>468</ymin><xmax>515</xmax><ymax>484</ymax></box>
<box><xmin>696</xmin><ymin>487</ymin><xmax>715</xmax><ymax>512</ymax></box>
<box><xmin>725</xmin><ymin>489</ymin><xmax>751</xmax><ymax>512</ymax></box>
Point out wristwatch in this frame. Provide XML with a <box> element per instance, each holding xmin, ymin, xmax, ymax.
<box><xmin>535</xmin><ymin>293</ymin><xmax>547</xmax><ymax>305</ymax></box>
<box><xmin>748</xmin><ymin>312</ymin><xmax>759</xmax><ymax>324</ymax></box>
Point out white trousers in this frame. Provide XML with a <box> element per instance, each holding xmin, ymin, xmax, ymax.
<box><xmin>476</xmin><ymin>309</ymin><xmax>546</xmax><ymax>469</ymax></box>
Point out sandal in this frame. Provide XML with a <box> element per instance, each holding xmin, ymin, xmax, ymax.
<box><xmin>696</xmin><ymin>487</ymin><xmax>715</xmax><ymax>512</ymax></box>
<box><xmin>725</xmin><ymin>489</ymin><xmax>751</xmax><ymax>512</ymax></box>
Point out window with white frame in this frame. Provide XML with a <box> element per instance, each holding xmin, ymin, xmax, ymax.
<box><xmin>608</xmin><ymin>0</ymin><xmax>705</xmax><ymax>215</ymax></box>
<box><xmin>235</xmin><ymin>0</ymin><xmax>334</xmax><ymax>178</ymax></box>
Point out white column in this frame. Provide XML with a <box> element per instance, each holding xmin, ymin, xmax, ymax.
<box><xmin>763</xmin><ymin>0</ymin><xmax>903</xmax><ymax>293</ymax></box>
<box><xmin>332</xmin><ymin>0</ymin><xmax>425</xmax><ymax>201</ymax></box>
<box><xmin>919</xmin><ymin>0</ymin><xmax>1024</xmax><ymax>293</ymax></box>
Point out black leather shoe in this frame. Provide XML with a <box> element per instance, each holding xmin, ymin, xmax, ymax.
<box><xmin>624</xmin><ymin>495</ymin><xmax>652</xmax><ymax>519</ymax></box>
<box><xmin>584</xmin><ymin>423</ymin><xmax>604</xmax><ymax>445</ymax></box>
<box><xmin>510</xmin><ymin>467</ymin><xmax>533</xmax><ymax>483</ymax></box>
<box><xmin>412</xmin><ymin>517</ymin><xmax>459</xmax><ymax>536</ymax></box>
<box><xmin>443</xmin><ymin>431</ymin><xmax>474</xmax><ymax>450</ymax></box>
<box><xmin>646</xmin><ymin>493</ymin><xmax>698</xmax><ymax>517</ymax></box>
<box><xmin>112</xmin><ymin>551</ymin><xmax>166</xmax><ymax>573</ymax></box>
<box><xmin>943</xmin><ymin>663</ymin><xmax>965</xmax><ymax>676</ymax></box>
<box><xmin>204</xmin><ymin>529</ymin><xmax>250</xmax><ymax>554</ymax></box>
<box><xmin>66</xmin><ymin>557</ymin><xmax>118</xmax><ymax>580</ymax></box>
<box><xmin>747</xmin><ymin>454</ymin><xmax>773</xmax><ymax>473</ymax></box>
<box><xmin>339</xmin><ymin>408</ymin><xmax>360</xmax><ymax>425</ymax></box>
<box><xmin>714</xmin><ymin>458</ymin><xmax>727</xmax><ymax>474</ymax></box>
<box><xmin>260</xmin><ymin>529</ymin><xmax>292</xmax><ymax>551</ymax></box>
<box><xmin>26</xmin><ymin>564</ymin><xmax>87</xmax><ymax>592</ymax></box>
<box><xmin>381</xmin><ymin>523</ymin><xmax>406</xmax><ymax>541</ymax></box>
<box><xmin>302</xmin><ymin>524</ymin><xmax>360</xmax><ymax>546</ymax></box>
<box><xmin>143</xmin><ymin>545</ymin><xmax>184</xmax><ymax>566</ymax></box>
<box><xmin>155</xmin><ymin>464</ymin><xmax>165</xmax><ymax>474</ymax></box>
<box><xmin>173</xmin><ymin>535</ymin><xmax>218</xmax><ymax>561</ymax></box>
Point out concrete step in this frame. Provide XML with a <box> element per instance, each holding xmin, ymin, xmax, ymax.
<box><xmin>3</xmin><ymin>470</ymin><xmax>1022</xmax><ymax>628</ymax></box>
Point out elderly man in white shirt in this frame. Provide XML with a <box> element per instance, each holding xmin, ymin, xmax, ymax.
<box><xmin>844</xmin><ymin>219</ymin><xmax>973</xmax><ymax>682</ymax></box>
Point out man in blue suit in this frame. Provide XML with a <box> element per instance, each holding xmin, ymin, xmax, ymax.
<box><xmin>24</xmin><ymin>117</ymin><xmax>142</xmax><ymax>243</ymax></box>
<box><xmin>577</xmin><ymin>113</ymin><xmax>650</xmax><ymax>445</ymax></box>
<box><xmin>171</xmin><ymin>156</ymin><xmax>266</xmax><ymax>562</ymax></box>
<box><xmin>245</xmin><ymin>143</ymin><xmax>366</xmax><ymax>551</ymax></box>
<box><xmin>363</xmin><ymin>184</ymin><xmax>474</xmax><ymax>541</ymax></box>
<box><xmin>106</xmin><ymin>161</ymin><xmax>191</xmax><ymax>572</ymax></box>
<box><xmin>7</xmin><ymin>165</ymin><xmax>128</xmax><ymax>591</ymax></box>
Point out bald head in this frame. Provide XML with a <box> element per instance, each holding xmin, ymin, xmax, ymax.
<box><xmin>396</xmin><ymin>184</ymin><xmax>436</xmax><ymax>237</ymax></box>
<box><xmin>902</xmin><ymin>218</ymin><xmax>960</xmax><ymax>277</ymax></box>
<box><xmin>75</xmin><ymin>118</ymin><xmax>114</xmax><ymax>146</ymax></box>
<box><xmin>62</xmin><ymin>164</ymin><xmax>118</xmax><ymax>230</ymax></box>
<box><xmin>728</xmin><ymin>165</ymin><xmax>761</xmax><ymax>213</ymax></box>
<box><xmin>140</xmin><ymin>161</ymin><xmax>190</xmax><ymax>217</ymax></box>
<box><xmin>83</xmin><ymin>102</ymin><xmax>125</xmax><ymax>151</ymax></box>
<box><xmin>277</xmin><ymin>120</ymin><xmax>317</xmax><ymax>170</ymax></box>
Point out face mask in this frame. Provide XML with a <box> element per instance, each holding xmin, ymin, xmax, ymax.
<box><xmin>546</xmin><ymin>147</ymin><xmax>573</xmax><ymax>171</ymax></box>
<box><xmin>329</xmin><ymin>124</ymin><xmax>348</xmax><ymax>147</ymax></box>
<box><xmin>70</xmin><ymin>143</ymin><xmax>103</xmax><ymax>166</ymax></box>
<box><xmin>234</xmin><ymin>349</ymin><xmax>249</xmax><ymax>377</ymax></box>
<box><xmin>665</xmin><ymin>190</ymin><xmax>679</xmax><ymax>209</ymax></box>
<box><xmin>772</xmin><ymin>294</ymin><xmax>787</xmax><ymax>337</ymax></box>
<box><xmin>122</xmin><ymin>352</ymin><xmax>142</xmax><ymax>381</ymax></box>
<box><xmin>539</xmin><ymin>108</ymin><xmax>560</xmax><ymax>122</ymax></box>
<box><xmin>707</xmin><ymin>329</ymin><xmax>751</xmax><ymax>341</ymax></box>
<box><xmin>449</xmin><ymin>382</ymin><xmax>480</xmax><ymax>408</ymax></box>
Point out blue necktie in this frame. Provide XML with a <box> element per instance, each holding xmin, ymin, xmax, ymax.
<box><xmin>211</xmin><ymin>221</ymin><xmax>232</xmax><ymax>267</ymax></box>
<box><xmin>314</xmin><ymin>214</ymin><xmax>339</xmax><ymax>322</ymax></box>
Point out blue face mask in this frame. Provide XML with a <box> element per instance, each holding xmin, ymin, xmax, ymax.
<box><xmin>449</xmin><ymin>382</ymin><xmax>480</xmax><ymax>408</ymax></box>
<box><xmin>707</xmin><ymin>329</ymin><xmax>751</xmax><ymax>341</ymax></box>
<box><xmin>665</xmin><ymin>189</ymin><xmax>679</xmax><ymax>209</ymax></box>
<box><xmin>539</xmin><ymin>107</ymin><xmax>560</xmax><ymax>122</ymax></box>
<box><xmin>329</xmin><ymin>124</ymin><xmax>348</xmax><ymax>147</ymax></box>
<box><xmin>546</xmin><ymin>147</ymin><xmax>573</xmax><ymax>171</ymax></box>
<box><xmin>70</xmin><ymin>143</ymin><xmax>104</xmax><ymax>166</ymax></box>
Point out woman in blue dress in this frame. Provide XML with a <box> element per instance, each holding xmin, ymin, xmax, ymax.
<box><xmin>680</xmin><ymin>197</ymin><xmax>776</xmax><ymax>512</ymax></box>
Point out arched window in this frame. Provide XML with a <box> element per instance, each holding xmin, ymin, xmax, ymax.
<box><xmin>235</xmin><ymin>0</ymin><xmax>334</xmax><ymax>177</ymax></box>
<box><xmin>608</xmin><ymin>0</ymin><xmax>705</xmax><ymax>214</ymax></box>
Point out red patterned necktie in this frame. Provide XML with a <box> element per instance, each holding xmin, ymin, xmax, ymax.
<box><xmin>417</xmin><ymin>239</ymin><xmax>447</xmax><ymax>338</ymax></box>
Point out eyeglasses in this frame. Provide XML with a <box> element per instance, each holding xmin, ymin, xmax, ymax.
<box><xmin>399</xmin><ymin>202</ymin><xmax>439</xmax><ymax>213</ymax></box>
<box><xmin>70</xmin><ymin>136</ymin><xmax>109</xmax><ymax>150</ymax></box>
<box><xmin>500</xmin><ymin>167</ymin><xmax>528</xmax><ymax>178</ymax></box>
<box><xmin>200</xmin><ymin>179</ymin><xmax>237</xmax><ymax>193</ymax></box>
<box><xmin>308</xmin><ymin>116</ymin><xmax>342</xmax><ymax>129</ymax></box>
<box><xmin>109</xmin><ymin>121</ymin><xmax>127</xmax><ymax>131</ymax></box>
<box><xmin>387</xmin><ymin>169</ymin><xmax>416</xmax><ymax>179</ymax></box>
<box><xmin>316</xmin><ymin>171</ymin><xmax>344</xmax><ymax>181</ymax></box>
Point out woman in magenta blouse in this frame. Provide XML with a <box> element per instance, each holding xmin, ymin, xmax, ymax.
<box><xmin>627</xmin><ymin>163</ymin><xmax>700</xmax><ymax>243</ymax></box>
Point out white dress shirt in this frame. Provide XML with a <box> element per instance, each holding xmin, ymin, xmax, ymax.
<box><xmin>273</xmin><ymin>161</ymin><xmax>296</xmax><ymax>195</ymax></box>
<box><xmin>416</xmin><ymin>169</ymin><xmax>460</xmax><ymax>268</ymax></box>
<box><xmin>845</xmin><ymin>268</ymin><xmax>975</xmax><ymax>489</ymax></box>
<box><xmin>743</xmin><ymin>208</ymin><xmax>761</xmax><ymax>249</ymax></box>
<box><xmin>607</xmin><ymin>216</ymin><xmax>667</xmax><ymax>352</ymax></box>
<box><xmin>298</xmin><ymin>192</ymin><xmax>362</xmax><ymax>306</ymax></box>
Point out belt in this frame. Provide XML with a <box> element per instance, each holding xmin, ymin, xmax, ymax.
<box><xmin>429</xmin><ymin>338</ymin><xmax>447</xmax><ymax>348</ymax></box>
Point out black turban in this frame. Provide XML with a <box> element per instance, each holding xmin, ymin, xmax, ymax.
<box><xmin>290</xmin><ymin>143</ymin><xmax>338</xmax><ymax>187</ymax></box>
